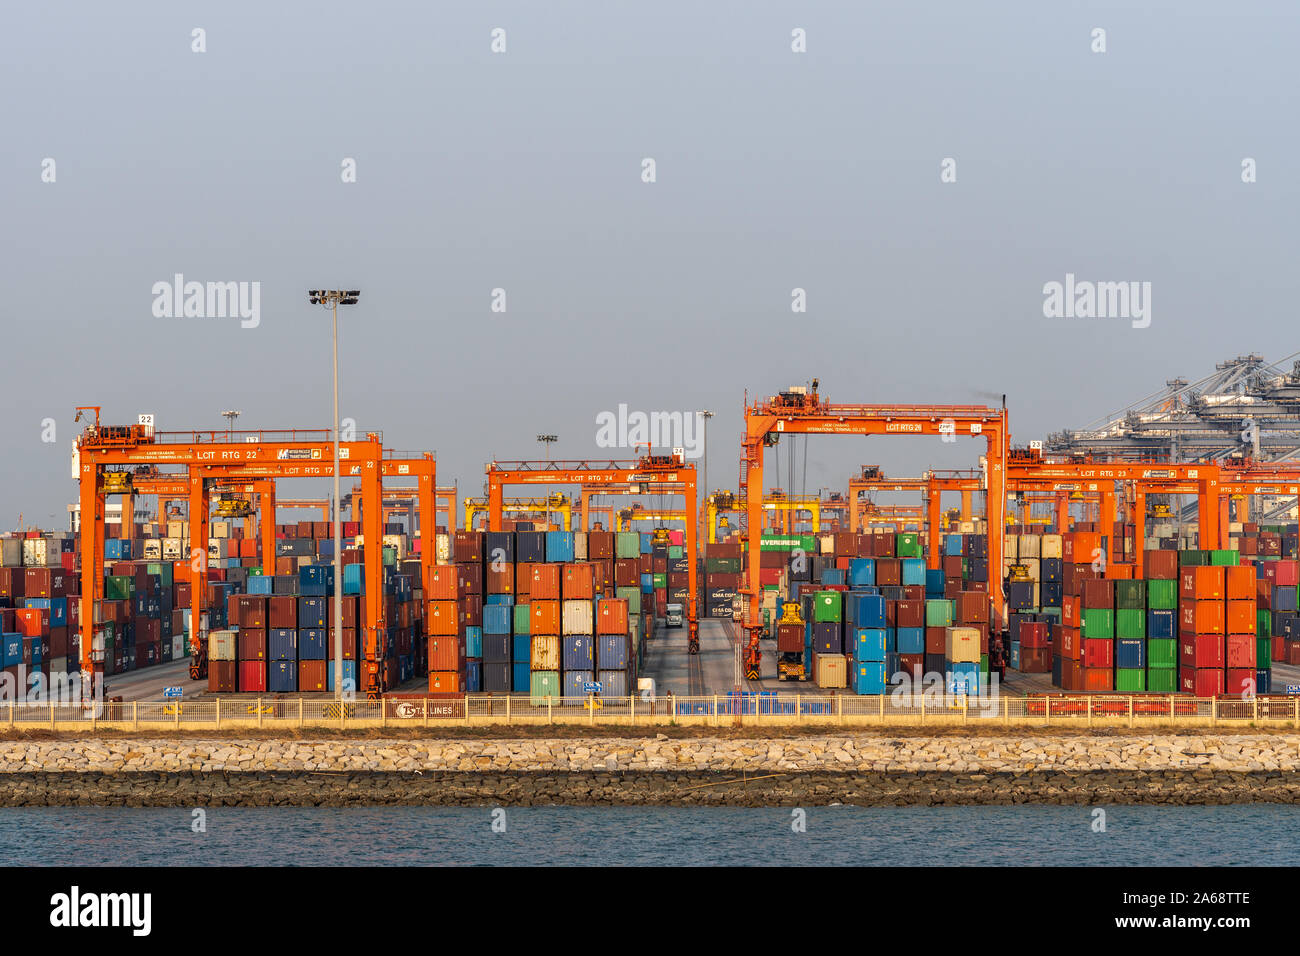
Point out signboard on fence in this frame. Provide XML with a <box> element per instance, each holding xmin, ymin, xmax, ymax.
<box><xmin>163</xmin><ymin>687</ymin><xmax>183</xmax><ymax>699</ymax></box>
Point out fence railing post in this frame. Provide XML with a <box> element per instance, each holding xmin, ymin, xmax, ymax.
<box><xmin>1294</xmin><ymin>695</ymin><xmax>1298</xmax><ymax>730</ymax></box>
<box><xmin>175</xmin><ymin>699</ymin><xmax>181</xmax><ymax>729</ymax></box>
<box><xmin>1087</xmin><ymin>695</ymin><xmax>1092</xmax><ymax>728</ymax></box>
<box><xmin>879</xmin><ymin>693</ymin><xmax>885</xmax><ymax>725</ymax></box>
<box><xmin>962</xmin><ymin>694</ymin><xmax>967</xmax><ymax>725</ymax></box>
<box><xmin>1211</xmin><ymin>696</ymin><xmax>1217</xmax><ymax>727</ymax></box>
<box><xmin>1170</xmin><ymin>694</ymin><xmax>1175</xmax><ymax>725</ymax></box>
<box><xmin>1128</xmin><ymin>695</ymin><xmax>1134</xmax><ymax>728</ymax></box>
<box><xmin>1253</xmin><ymin>694</ymin><xmax>1258</xmax><ymax>724</ymax></box>
<box><xmin>919</xmin><ymin>692</ymin><xmax>925</xmax><ymax>726</ymax></box>
<box><xmin>548</xmin><ymin>696</ymin><xmax>553</xmax><ymax>725</ymax></box>
<box><xmin>133</xmin><ymin>701</ymin><xmax>139</xmax><ymax>731</ymax></box>
<box><xmin>299</xmin><ymin>697</ymin><xmax>304</xmax><ymax>729</ymax></box>
<box><xmin>838</xmin><ymin>693</ymin><xmax>843</xmax><ymax>726</ymax></box>
<box><xmin>257</xmin><ymin>698</ymin><xmax>263</xmax><ymax>729</ymax></box>
<box><xmin>629</xmin><ymin>693</ymin><xmax>635</xmax><ymax>725</ymax></box>
<box><xmin>8</xmin><ymin>701</ymin><xmax>12</xmax><ymax>728</ymax></box>
<box><xmin>796</xmin><ymin>693</ymin><xmax>801</xmax><ymax>723</ymax></box>
<box><xmin>590</xmin><ymin>694</ymin><xmax>596</xmax><ymax>726</ymax></box>
<box><xmin>1045</xmin><ymin>696</ymin><xmax>1050</xmax><ymax>727</ymax></box>
<box><xmin>215</xmin><ymin>698</ymin><xmax>221</xmax><ymax>731</ymax></box>
<box><xmin>1004</xmin><ymin>695</ymin><xmax>1009</xmax><ymax>727</ymax></box>
<box><xmin>423</xmin><ymin>696</ymin><xmax>429</xmax><ymax>728</ymax></box>
<box><xmin>381</xmin><ymin>698</ymin><xmax>387</xmax><ymax>729</ymax></box>
<box><xmin>506</xmin><ymin>694</ymin><xmax>511</xmax><ymax>725</ymax></box>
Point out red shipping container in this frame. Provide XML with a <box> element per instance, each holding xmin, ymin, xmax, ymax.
<box><xmin>48</xmin><ymin>627</ymin><xmax>68</xmax><ymax>659</ymax></box>
<box><xmin>327</xmin><ymin>596</ymin><xmax>359</xmax><ymax>629</ymax></box>
<box><xmin>268</xmin><ymin>595</ymin><xmax>296</xmax><ymax>629</ymax></box>
<box><xmin>596</xmin><ymin>598</ymin><xmax>629</xmax><ymax>635</ymax></box>
<box><xmin>299</xmin><ymin>660</ymin><xmax>327</xmax><ymax>692</ymax></box>
<box><xmin>238</xmin><ymin>628</ymin><xmax>267</xmax><ymax>661</ymax></box>
<box><xmin>759</xmin><ymin>568</ymin><xmax>783</xmax><ymax>586</ymax></box>
<box><xmin>1059</xmin><ymin>657</ymin><xmax>1080</xmax><ymax>691</ymax></box>
<box><xmin>1081</xmin><ymin>667</ymin><xmax>1113</xmax><ymax>691</ymax></box>
<box><xmin>428</xmin><ymin>671</ymin><xmax>462</xmax><ymax>693</ymax></box>
<box><xmin>1061</xmin><ymin>593</ymin><xmax>1080</xmax><ymax>627</ymax></box>
<box><xmin>925</xmin><ymin>627</ymin><xmax>946</xmax><ymax>655</ymax></box>
<box><xmin>895</xmin><ymin>600</ymin><xmax>924</xmax><ymax>628</ymax></box>
<box><xmin>427</xmin><ymin>601</ymin><xmax>458</xmax><ymax>636</ymax></box>
<box><xmin>563</xmin><ymin>563</ymin><xmax>596</xmax><ymax>600</ymax></box>
<box><xmin>426</xmin><ymin>566</ymin><xmax>459</xmax><ymax>600</ymax></box>
<box><xmin>1225</xmin><ymin>633</ymin><xmax>1257</xmax><ymax>669</ymax></box>
<box><xmin>486</xmin><ymin>563</ymin><xmax>515</xmax><ymax>595</ymax></box>
<box><xmin>1020</xmin><ymin>621</ymin><xmax>1049</xmax><ymax>649</ymax></box>
<box><xmin>208</xmin><ymin>660</ymin><xmax>237</xmax><ymax>693</ymax></box>
<box><xmin>1059</xmin><ymin>626</ymin><xmax>1082</xmax><ymax>660</ymax></box>
<box><xmin>875</xmin><ymin>559</ymin><xmax>901</xmax><ymax>586</ymax></box>
<box><xmin>1142</xmin><ymin>549</ymin><xmax>1178</xmax><ymax>580</ymax></box>
<box><xmin>456</xmin><ymin>564</ymin><xmax>482</xmax><ymax>596</ymax></box>
<box><xmin>330</xmin><ymin>628</ymin><xmax>357</xmax><ymax>660</ymax></box>
<box><xmin>238</xmin><ymin>660</ymin><xmax>266</xmax><ymax>692</ymax></box>
<box><xmin>460</xmin><ymin>594</ymin><xmax>482</xmax><ymax>628</ymax></box>
<box><xmin>1020</xmin><ymin>647</ymin><xmax>1052</xmax><ymax>673</ymax></box>
<box><xmin>531</xmin><ymin>564</ymin><xmax>561</xmax><ymax>600</ymax></box>
<box><xmin>1082</xmin><ymin>638</ymin><xmax>1113</xmax><ymax>669</ymax></box>
<box><xmin>1180</xmin><ymin>601</ymin><xmax>1224</xmax><ymax>635</ymax></box>
<box><xmin>1081</xmin><ymin>579</ymin><xmax>1113</xmax><ymax>609</ymax></box>
<box><xmin>1180</xmin><ymin>634</ymin><xmax>1224</xmax><ymax>668</ymax></box>
<box><xmin>1180</xmin><ymin>566</ymin><xmax>1224</xmax><ymax>601</ymax></box>
<box><xmin>1224</xmin><ymin>669</ymin><xmax>1256</xmax><ymax>696</ymax></box>
<box><xmin>236</xmin><ymin>595</ymin><xmax>267</xmax><ymax>629</ymax></box>
<box><xmin>428</xmin><ymin>635</ymin><xmax>463</xmax><ymax>671</ymax></box>
<box><xmin>1276</xmin><ymin>560</ymin><xmax>1300</xmax><ymax>588</ymax></box>
<box><xmin>896</xmin><ymin>653</ymin><xmax>924</xmax><ymax>681</ymax></box>
<box><xmin>777</xmin><ymin>623</ymin><xmax>803</xmax><ymax>653</ymax></box>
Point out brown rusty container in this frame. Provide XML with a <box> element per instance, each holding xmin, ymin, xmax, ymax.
<box><xmin>531</xmin><ymin>564</ymin><xmax>562</xmax><ymax>600</ymax></box>
<box><xmin>208</xmin><ymin>660</ymin><xmax>237</xmax><ymax>693</ymax></box>
<box><xmin>453</xmin><ymin>531</ymin><xmax>483</xmax><ymax>563</ymax></box>
<box><xmin>588</xmin><ymin>532</ymin><xmax>615</xmax><ymax>560</ymax></box>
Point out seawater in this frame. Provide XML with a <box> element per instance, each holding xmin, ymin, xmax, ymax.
<box><xmin>3</xmin><ymin>805</ymin><xmax>1296</xmax><ymax>866</ymax></box>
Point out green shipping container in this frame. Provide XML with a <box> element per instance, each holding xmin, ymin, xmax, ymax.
<box><xmin>980</xmin><ymin>653</ymin><xmax>989</xmax><ymax>674</ymax></box>
<box><xmin>529</xmin><ymin>671</ymin><xmax>561</xmax><ymax>705</ymax></box>
<box><xmin>1146</xmin><ymin>667</ymin><xmax>1178</xmax><ymax>693</ymax></box>
<box><xmin>1178</xmin><ymin>550</ymin><xmax>1208</xmax><ymax>566</ymax></box>
<box><xmin>1147</xmin><ymin>639</ymin><xmax>1177</xmax><ymax>668</ymax></box>
<box><xmin>667</xmin><ymin>545</ymin><xmax>684</xmax><ymax>560</ymax></box>
<box><xmin>1116</xmin><ymin>608</ymin><xmax>1145</xmax><ymax>639</ymax></box>
<box><xmin>513</xmin><ymin>603</ymin><xmax>531</xmax><ymax>635</ymax></box>
<box><xmin>145</xmin><ymin>562</ymin><xmax>173</xmax><ymax>586</ymax></box>
<box><xmin>925</xmin><ymin>600</ymin><xmax>954</xmax><ymax>627</ymax></box>
<box><xmin>1146</xmin><ymin>579</ymin><xmax>1177</xmax><ymax>610</ymax></box>
<box><xmin>814</xmin><ymin>591</ymin><xmax>842</xmax><ymax>623</ymax></box>
<box><xmin>105</xmin><ymin>576</ymin><xmax>133</xmax><ymax>600</ymax></box>
<box><xmin>760</xmin><ymin>535</ymin><xmax>814</xmax><ymax>552</ymax></box>
<box><xmin>1115</xmin><ymin>668</ymin><xmax>1146</xmax><ymax>692</ymax></box>
<box><xmin>1039</xmin><ymin>607</ymin><xmax>1062</xmax><ymax>621</ymax></box>
<box><xmin>615</xmin><ymin>533</ymin><xmax>640</xmax><ymax>558</ymax></box>
<box><xmin>896</xmin><ymin>533</ymin><xmax>922</xmax><ymax>558</ymax></box>
<box><xmin>1082</xmin><ymin>608</ymin><xmax>1114</xmax><ymax>639</ymax></box>
<box><xmin>1257</xmin><ymin>610</ymin><xmax>1272</xmax><ymax>638</ymax></box>
<box><xmin>1209</xmin><ymin>550</ymin><xmax>1240</xmax><ymax>566</ymax></box>
<box><xmin>382</xmin><ymin>546</ymin><xmax>397</xmax><ymax>566</ymax></box>
<box><xmin>1115</xmin><ymin>580</ymin><xmax>1145</xmax><ymax>609</ymax></box>
<box><xmin>616</xmin><ymin>585</ymin><xmax>641</xmax><ymax>616</ymax></box>
<box><xmin>1258</xmin><ymin>637</ymin><xmax>1272</xmax><ymax>669</ymax></box>
<box><xmin>705</xmin><ymin>557</ymin><xmax>741</xmax><ymax>574</ymax></box>
<box><xmin>652</xmin><ymin>572</ymin><xmax>667</xmax><ymax>589</ymax></box>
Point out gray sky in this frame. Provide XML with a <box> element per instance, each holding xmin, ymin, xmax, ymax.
<box><xmin>3</xmin><ymin>1</ymin><xmax>1297</xmax><ymax>527</ymax></box>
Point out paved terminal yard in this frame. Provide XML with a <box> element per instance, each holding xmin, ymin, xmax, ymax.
<box><xmin>88</xmin><ymin>621</ymin><xmax>1300</xmax><ymax>705</ymax></box>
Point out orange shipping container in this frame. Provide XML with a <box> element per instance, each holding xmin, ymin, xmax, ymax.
<box><xmin>1225</xmin><ymin>600</ymin><xmax>1256</xmax><ymax>635</ymax></box>
<box><xmin>1180</xmin><ymin>600</ymin><xmax>1225</xmax><ymax>635</ymax></box>
<box><xmin>427</xmin><ymin>600</ymin><xmax>459</xmax><ymax>636</ymax></box>
<box><xmin>531</xmin><ymin>600</ymin><xmax>561</xmax><ymax>635</ymax></box>
<box><xmin>428</xmin><ymin>635</ymin><xmax>463</xmax><ymax>671</ymax></box>
<box><xmin>1061</xmin><ymin>593</ymin><xmax>1080</xmax><ymax>627</ymax></box>
<box><xmin>426</xmin><ymin>566</ymin><xmax>458</xmax><ymax>601</ymax></box>
<box><xmin>1224</xmin><ymin>565</ymin><xmax>1256</xmax><ymax>602</ymax></box>
<box><xmin>428</xmin><ymin>671</ymin><xmax>461</xmax><ymax>693</ymax></box>
<box><xmin>596</xmin><ymin>598</ymin><xmax>629</xmax><ymax>635</ymax></box>
<box><xmin>563</xmin><ymin>563</ymin><xmax>595</xmax><ymax>600</ymax></box>
<box><xmin>531</xmin><ymin>564</ymin><xmax>561</xmax><ymax>601</ymax></box>
<box><xmin>1180</xmin><ymin>566</ymin><xmax>1224</xmax><ymax>601</ymax></box>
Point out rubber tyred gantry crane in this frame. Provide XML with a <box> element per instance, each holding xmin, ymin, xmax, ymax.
<box><xmin>74</xmin><ymin>413</ymin><xmax>390</xmax><ymax>698</ymax></box>
<box><xmin>486</xmin><ymin>453</ymin><xmax>700</xmax><ymax>652</ymax></box>
<box><xmin>740</xmin><ymin>385</ymin><xmax>1009</xmax><ymax>680</ymax></box>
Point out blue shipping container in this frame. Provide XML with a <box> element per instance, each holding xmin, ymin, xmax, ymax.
<box><xmin>597</xmin><ymin>634</ymin><xmax>629</xmax><ymax>670</ymax></box>
<box><xmin>268</xmin><ymin>660</ymin><xmax>296</xmax><ymax>693</ymax></box>
<box><xmin>854</xmin><ymin>662</ymin><xmax>887</xmax><ymax>695</ymax></box>
<box><xmin>269</xmin><ymin>629</ymin><xmax>297</xmax><ymax>661</ymax></box>
<box><xmin>299</xmin><ymin>628</ymin><xmax>327</xmax><ymax>660</ymax></box>
<box><xmin>512</xmin><ymin>633</ymin><xmax>531</xmax><ymax>663</ymax></box>
<box><xmin>1147</xmin><ymin>609</ymin><xmax>1175</xmax><ymax>640</ymax></box>
<box><xmin>901</xmin><ymin>558</ymin><xmax>926</xmax><ymax>586</ymax></box>
<box><xmin>853</xmin><ymin>628</ymin><xmax>887</xmax><ymax>662</ymax></box>
<box><xmin>483</xmin><ymin>605</ymin><xmax>512</xmax><ymax>636</ymax></box>
<box><xmin>327</xmin><ymin>660</ymin><xmax>358</xmax><ymax>692</ymax></box>
<box><xmin>598</xmin><ymin>669</ymin><xmax>628</xmax><ymax>697</ymax></box>
<box><xmin>465</xmin><ymin>660</ymin><xmax>482</xmax><ymax>692</ymax></box>
<box><xmin>562</xmin><ymin>635</ymin><xmax>594</xmax><ymax>670</ymax></box>
<box><xmin>248</xmin><ymin>575</ymin><xmax>274</xmax><ymax>595</ymax></box>
<box><xmin>896</xmin><ymin>626</ymin><xmax>924</xmax><ymax>656</ymax></box>
<box><xmin>1116</xmin><ymin>638</ymin><xmax>1145</xmax><ymax>669</ymax></box>
<box><xmin>820</xmin><ymin>568</ymin><xmax>846</xmax><ymax>586</ymax></box>
<box><xmin>512</xmin><ymin>660</ymin><xmax>531</xmax><ymax>692</ymax></box>
<box><xmin>545</xmin><ymin>532</ymin><xmax>575</xmax><ymax>563</ymax></box>
<box><xmin>847</xmin><ymin>559</ymin><xmax>875</xmax><ymax>588</ymax></box>
<box><xmin>343</xmin><ymin>564</ymin><xmax>365</xmax><ymax>595</ymax></box>
<box><xmin>465</xmin><ymin>627</ymin><xmax>483</xmax><ymax>659</ymax></box>
<box><xmin>847</xmin><ymin>594</ymin><xmax>886</xmax><ymax>628</ymax></box>
<box><xmin>563</xmin><ymin>669</ymin><xmax>595</xmax><ymax>703</ymax></box>
<box><xmin>947</xmin><ymin>663</ymin><xmax>981</xmax><ymax>696</ymax></box>
<box><xmin>485</xmin><ymin>593</ymin><xmax>514</xmax><ymax>606</ymax></box>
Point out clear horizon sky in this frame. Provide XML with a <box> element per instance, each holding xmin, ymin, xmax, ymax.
<box><xmin>3</xmin><ymin>1</ymin><xmax>1297</xmax><ymax>528</ymax></box>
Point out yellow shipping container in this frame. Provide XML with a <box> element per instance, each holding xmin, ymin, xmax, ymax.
<box><xmin>814</xmin><ymin>653</ymin><xmax>847</xmax><ymax>688</ymax></box>
<box><xmin>945</xmin><ymin>626</ymin><xmax>981</xmax><ymax>663</ymax></box>
<box><xmin>530</xmin><ymin>635</ymin><xmax>560</xmax><ymax>671</ymax></box>
<box><xmin>1041</xmin><ymin>534</ymin><xmax>1063</xmax><ymax>559</ymax></box>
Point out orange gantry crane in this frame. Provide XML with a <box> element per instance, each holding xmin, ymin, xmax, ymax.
<box><xmin>486</xmin><ymin>453</ymin><xmax>700</xmax><ymax>652</ymax></box>
<box><xmin>74</xmin><ymin>410</ymin><xmax>390</xmax><ymax>697</ymax></box>
<box><xmin>740</xmin><ymin>385</ymin><xmax>1009</xmax><ymax>679</ymax></box>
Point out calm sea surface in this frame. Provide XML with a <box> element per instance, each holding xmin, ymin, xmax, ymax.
<box><xmin>4</xmin><ymin>805</ymin><xmax>1296</xmax><ymax>866</ymax></box>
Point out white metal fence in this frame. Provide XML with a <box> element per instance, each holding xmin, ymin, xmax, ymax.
<box><xmin>2</xmin><ymin>693</ymin><xmax>1297</xmax><ymax>729</ymax></box>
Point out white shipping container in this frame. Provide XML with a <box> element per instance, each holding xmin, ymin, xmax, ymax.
<box><xmin>562</xmin><ymin>599</ymin><xmax>593</xmax><ymax>635</ymax></box>
<box><xmin>162</xmin><ymin>538</ymin><xmax>183</xmax><ymax>560</ymax></box>
<box><xmin>167</xmin><ymin>520</ymin><xmax>186</xmax><ymax>539</ymax></box>
<box><xmin>573</xmin><ymin>532</ymin><xmax>587</xmax><ymax>561</ymax></box>
<box><xmin>819</xmin><ymin>535</ymin><xmax>835</xmax><ymax>555</ymax></box>
<box><xmin>1003</xmin><ymin>534</ymin><xmax>1018</xmax><ymax>560</ymax></box>
<box><xmin>208</xmin><ymin>539</ymin><xmax>229</xmax><ymax>559</ymax></box>
<box><xmin>945</xmin><ymin>626</ymin><xmax>981</xmax><ymax>663</ymax></box>
<box><xmin>382</xmin><ymin>534</ymin><xmax>406</xmax><ymax>560</ymax></box>
<box><xmin>435</xmin><ymin>533</ymin><xmax>451</xmax><ymax>564</ymax></box>
<box><xmin>171</xmin><ymin>635</ymin><xmax>186</xmax><ymax>658</ymax></box>
<box><xmin>958</xmin><ymin>521</ymin><xmax>976</xmax><ymax>534</ymax></box>
<box><xmin>1018</xmin><ymin>534</ymin><xmax>1040</xmax><ymax>559</ymax></box>
<box><xmin>47</xmin><ymin>656</ymin><xmax>69</xmax><ymax>677</ymax></box>
<box><xmin>208</xmin><ymin>629</ymin><xmax>237</xmax><ymax>661</ymax></box>
<box><xmin>1041</xmin><ymin>534</ymin><xmax>1063</xmax><ymax>559</ymax></box>
<box><xmin>143</xmin><ymin>539</ymin><xmax>162</xmax><ymax>560</ymax></box>
<box><xmin>0</xmin><ymin>539</ymin><xmax>21</xmax><ymax>567</ymax></box>
<box><xmin>1020</xmin><ymin>558</ymin><xmax>1040</xmax><ymax>582</ymax></box>
<box><xmin>22</xmin><ymin>538</ymin><xmax>56</xmax><ymax>567</ymax></box>
<box><xmin>530</xmin><ymin>635</ymin><xmax>561</xmax><ymax>671</ymax></box>
<box><xmin>211</xmin><ymin>521</ymin><xmax>229</xmax><ymax>539</ymax></box>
